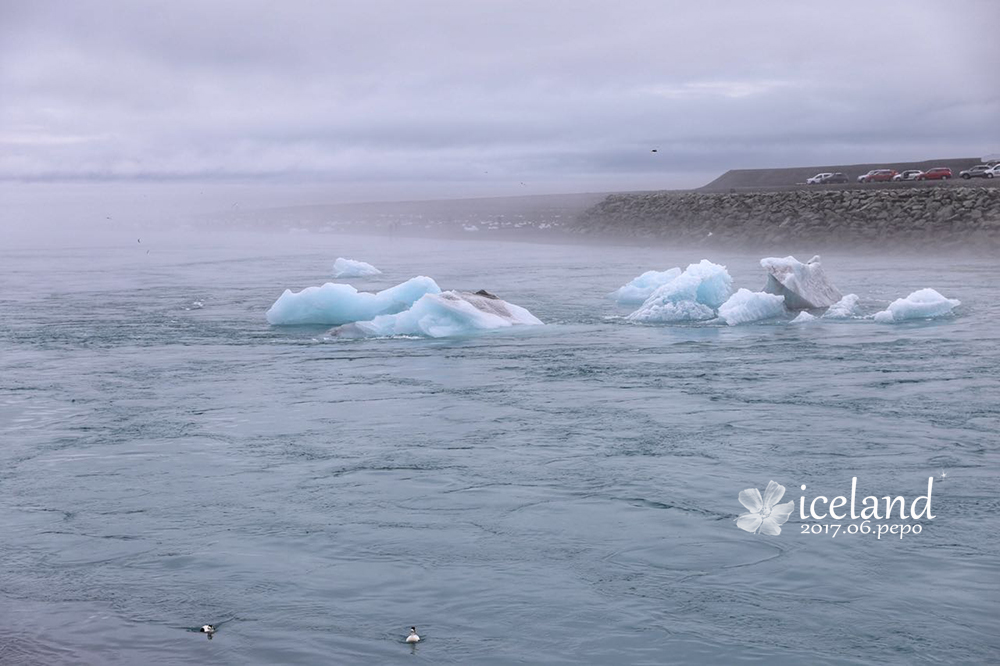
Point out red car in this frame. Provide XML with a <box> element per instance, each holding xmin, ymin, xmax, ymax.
<box><xmin>917</xmin><ymin>167</ymin><xmax>952</xmax><ymax>181</ymax></box>
<box><xmin>861</xmin><ymin>169</ymin><xmax>898</xmax><ymax>183</ymax></box>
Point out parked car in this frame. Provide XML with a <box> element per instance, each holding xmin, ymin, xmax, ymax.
<box><xmin>917</xmin><ymin>167</ymin><xmax>952</xmax><ymax>180</ymax></box>
<box><xmin>807</xmin><ymin>172</ymin><xmax>833</xmax><ymax>184</ymax></box>
<box><xmin>806</xmin><ymin>172</ymin><xmax>848</xmax><ymax>185</ymax></box>
<box><xmin>988</xmin><ymin>164</ymin><xmax>1000</xmax><ymax>178</ymax></box>
<box><xmin>857</xmin><ymin>169</ymin><xmax>880</xmax><ymax>183</ymax></box>
<box><xmin>861</xmin><ymin>169</ymin><xmax>898</xmax><ymax>183</ymax></box>
<box><xmin>960</xmin><ymin>165</ymin><xmax>994</xmax><ymax>179</ymax></box>
<box><xmin>893</xmin><ymin>170</ymin><xmax>923</xmax><ymax>181</ymax></box>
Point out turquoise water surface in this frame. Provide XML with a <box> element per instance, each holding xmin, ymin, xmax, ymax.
<box><xmin>1</xmin><ymin>232</ymin><xmax>997</xmax><ymax>664</ymax></box>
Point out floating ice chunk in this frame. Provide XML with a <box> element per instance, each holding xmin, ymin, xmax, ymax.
<box><xmin>872</xmin><ymin>288</ymin><xmax>960</xmax><ymax>324</ymax></box>
<box><xmin>333</xmin><ymin>258</ymin><xmax>382</xmax><ymax>278</ymax></box>
<box><xmin>610</xmin><ymin>268</ymin><xmax>681</xmax><ymax>304</ymax></box>
<box><xmin>761</xmin><ymin>255</ymin><xmax>842</xmax><ymax>309</ymax></box>
<box><xmin>626</xmin><ymin>299</ymin><xmax>715</xmax><ymax>323</ymax></box>
<box><xmin>332</xmin><ymin>290</ymin><xmax>543</xmax><ymax>338</ymax></box>
<box><xmin>790</xmin><ymin>311</ymin><xmax>817</xmax><ymax>324</ymax></box>
<box><xmin>680</xmin><ymin>259</ymin><xmax>734</xmax><ymax>309</ymax></box>
<box><xmin>266</xmin><ymin>276</ymin><xmax>440</xmax><ymax>325</ymax></box>
<box><xmin>823</xmin><ymin>294</ymin><xmax>860</xmax><ymax>319</ymax></box>
<box><xmin>718</xmin><ymin>289</ymin><xmax>786</xmax><ymax>326</ymax></box>
<box><xmin>626</xmin><ymin>260</ymin><xmax>733</xmax><ymax>322</ymax></box>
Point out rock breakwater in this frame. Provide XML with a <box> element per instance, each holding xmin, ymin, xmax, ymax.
<box><xmin>574</xmin><ymin>187</ymin><xmax>1000</xmax><ymax>248</ymax></box>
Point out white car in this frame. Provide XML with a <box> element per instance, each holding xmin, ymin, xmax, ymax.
<box><xmin>893</xmin><ymin>169</ymin><xmax>923</xmax><ymax>181</ymax></box>
<box><xmin>807</xmin><ymin>173</ymin><xmax>833</xmax><ymax>184</ymax></box>
<box><xmin>988</xmin><ymin>164</ymin><xmax>1000</xmax><ymax>178</ymax></box>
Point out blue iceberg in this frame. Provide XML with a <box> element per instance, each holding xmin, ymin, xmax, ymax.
<box><xmin>266</xmin><ymin>276</ymin><xmax>440</xmax><ymax>325</ymax></box>
<box><xmin>717</xmin><ymin>289</ymin><xmax>786</xmax><ymax>326</ymax></box>
<box><xmin>626</xmin><ymin>260</ymin><xmax>733</xmax><ymax>323</ymax></box>
<box><xmin>610</xmin><ymin>268</ymin><xmax>682</xmax><ymax>304</ymax></box>
<box><xmin>332</xmin><ymin>290</ymin><xmax>543</xmax><ymax>338</ymax></box>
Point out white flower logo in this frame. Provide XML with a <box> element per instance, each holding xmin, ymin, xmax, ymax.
<box><xmin>737</xmin><ymin>480</ymin><xmax>795</xmax><ymax>535</ymax></box>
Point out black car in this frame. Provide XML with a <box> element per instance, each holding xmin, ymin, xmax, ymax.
<box><xmin>824</xmin><ymin>172</ymin><xmax>849</xmax><ymax>184</ymax></box>
<box><xmin>960</xmin><ymin>165</ymin><xmax>994</xmax><ymax>179</ymax></box>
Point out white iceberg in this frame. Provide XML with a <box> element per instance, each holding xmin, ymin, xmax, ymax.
<box><xmin>823</xmin><ymin>294</ymin><xmax>861</xmax><ymax>319</ymax></box>
<box><xmin>333</xmin><ymin>257</ymin><xmax>382</xmax><ymax>278</ymax></box>
<box><xmin>332</xmin><ymin>290</ymin><xmax>543</xmax><ymax>338</ymax></box>
<box><xmin>626</xmin><ymin>300</ymin><xmax>716</xmax><ymax>323</ymax></box>
<box><xmin>610</xmin><ymin>268</ymin><xmax>682</xmax><ymax>304</ymax></box>
<box><xmin>790</xmin><ymin>311</ymin><xmax>817</xmax><ymax>324</ymax></box>
<box><xmin>626</xmin><ymin>260</ymin><xmax>733</xmax><ymax>323</ymax></box>
<box><xmin>872</xmin><ymin>288</ymin><xmax>960</xmax><ymax>324</ymax></box>
<box><xmin>266</xmin><ymin>276</ymin><xmax>440</xmax><ymax>325</ymax></box>
<box><xmin>718</xmin><ymin>289</ymin><xmax>786</xmax><ymax>326</ymax></box>
<box><xmin>761</xmin><ymin>255</ymin><xmax>842</xmax><ymax>309</ymax></box>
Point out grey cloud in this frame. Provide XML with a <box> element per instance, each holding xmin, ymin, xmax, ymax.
<box><xmin>1</xmin><ymin>0</ymin><xmax>998</xmax><ymax>201</ymax></box>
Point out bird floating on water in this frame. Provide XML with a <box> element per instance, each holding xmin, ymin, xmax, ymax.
<box><xmin>200</xmin><ymin>624</ymin><xmax>216</xmax><ymax>638</ymax></box>
<box><xmin>406</xmin><ymin>627</ymin><xmax>420</xmax><ymax>643</ymax></box>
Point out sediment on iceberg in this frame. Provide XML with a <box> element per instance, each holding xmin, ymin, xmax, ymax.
<box><xmin>266</xmin><ymin>276</ymin><xmax>440</xmax><ymax>325</ymax></box>
<box><xmin>331</xmin><ymin>290</ymin><xmax>543</xmax><ymax>338</ymax></box>
<box><xmin>872</xmin><ymin>288</ymin><xmax>960</xmax><ymax>323</ymax></box>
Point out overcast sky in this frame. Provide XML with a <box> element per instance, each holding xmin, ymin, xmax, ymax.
<box><xmin>1</xmin><ymin>0</ymin><xmax>998</xmax><ymax>216</ymax></box>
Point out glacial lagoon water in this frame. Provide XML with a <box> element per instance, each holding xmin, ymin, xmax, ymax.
<box><xmin>1</xmin><ymin>232</ymin><xmax>998</xmax><ymax>665</ymax></box>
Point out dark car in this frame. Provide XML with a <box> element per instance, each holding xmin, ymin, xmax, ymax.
<box><xmin>960</xmin><ymin>165</ymin><xmax>994</xmax><ymax>179</ymax></box>
<box><xmin>917</xmin><ymin>167</ymin><xmax>952</xmax><ymax>181</ymax></box>
<box><xmin>824</xmin><ymin>172</ymin><xmax>849</xmax><ymax>184</ymax></box>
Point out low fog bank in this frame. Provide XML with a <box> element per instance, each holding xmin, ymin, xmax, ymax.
<box><xmin>0</xmin><ymin>169</ymin><xmax>715</xmax><ymax>246</ymax></box>
<box><xmin>199</xmin><ymin>192</ymin><xmax>616</xmax><ymax>242</ymax></box>
<box><xmin>0</xmin><ymin>181</ymin><xmax>627</xmax><ymax>249</ymax></box>
<box><xmin>4</xmin><ymin>175</ymin><xmax>997</xmax><ymax>257</ymax></box>
<box><xmin>0</xmin><ymin>181</ymin><xmax>283</xmax><ymax>247</ymax></box>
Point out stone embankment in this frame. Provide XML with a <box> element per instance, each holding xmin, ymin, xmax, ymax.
<box><xmin>573</xmin><ymin>186</ymin><xmax>1000</xmax><ymax>248</ymax></box>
